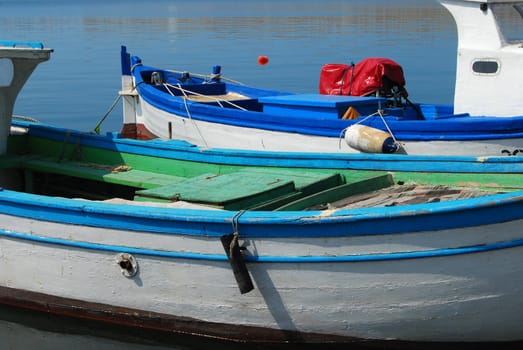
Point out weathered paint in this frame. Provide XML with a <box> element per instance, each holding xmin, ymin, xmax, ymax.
<box><xmin>7</xmin><ymin>121</ymin><xmax>523</xmax><ymax>192</ymax></box>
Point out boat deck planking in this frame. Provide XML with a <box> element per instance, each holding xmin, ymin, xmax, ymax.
<box><xmin>0</xmin><ymin>153</ymin><xmax>511</xmax><ymax>212</ymax></box>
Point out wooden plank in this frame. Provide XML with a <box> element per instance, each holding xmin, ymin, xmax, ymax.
<box><xmin>20</xmin><ymin>157</ymin><xmax>185</xmax><ymax>189</ymax></box>
<box><xmin>245</xmin><ymin>172</ymin><xmax>343</xmax><ymax>210</ymax></box>
<box><xmin>246</xmin><ymin>192</ymin><xmax>305</xmax><ymax>211</ymax></box>
<box><xmin>135</xmin><ymin>169</ymin><xmax>345</xmax><ymax>210</ymax></box>
<box><xmin>274</xmin><ymin>173</ymin><xmax>394</xmax><ymax>211</ymax></box>
<box><xmin>103</xmin><ymin>169</ymin><xmax>185</xmax><ymax>189</ymax></box>
<box><xmin>330</xmin><ymin>184</ymin><xmax>498</xmax><ymax>209</ymax></box>
<box><xmin>135</xmin><ymin>172</ymin><xmax>297</xmax><ymax>210</ymax></box>
<box><xmin>229</xmin><ymin>168</ymin><xmax>343</xmax><ymax>193</ymax></box>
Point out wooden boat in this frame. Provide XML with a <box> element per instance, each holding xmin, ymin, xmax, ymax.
<box><xmin>120</xmin><ymin>0</ymin><xmax>523</xmax><ymax>157</ymax></box>
<box><xmin>2</xmin><ymin>40</ymin><xmax>523</xmax><ymax>348</ymax></box>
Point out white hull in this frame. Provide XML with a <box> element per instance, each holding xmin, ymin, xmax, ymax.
<box><xmin>2</xmin><ymin>212</ymin><xmax>523</xmax><ymax>342</ymax></box>
<box><xmin>137</xmin><ymin>100</ymin><xmax>523</xmax><ymax>156</ymax></box>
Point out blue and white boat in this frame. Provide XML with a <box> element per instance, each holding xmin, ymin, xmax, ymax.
<box><xmin>121</xmin><ymin>0</ymin><xmax>523</xmax><ymax>157</ymax></box>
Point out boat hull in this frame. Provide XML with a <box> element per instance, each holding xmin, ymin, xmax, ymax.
<box><xmin>133</xmin><ymin>98</ymin><xmax>523</xmax><ymax>156</ymax></box>
<box><xmin>1</xmin><ymin>193</ymin><xmax>523</xmax><ymax>344</ymax></box>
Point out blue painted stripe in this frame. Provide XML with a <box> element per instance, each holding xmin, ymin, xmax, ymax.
<box><xmin>120</xmin><ymin>45</ymin><xmax>131</xmax><ymax>76</ymax></box>
<box><xmin>0</xmin><ymin>229</ymin><xmax>227</xmax><ymax>261</ymax></box>
<box><xmin>13</xmin><ymin>119</ymin><xmax>523</xmax><ymax>174</ymax></box>
<box><xmin>1</xmin><ymin>187</ymin><xmax>523</xmax><ymax>239</ymax></box>
<box><xmin>2</xmin><ymin>183</ymin><xmax>523</xmax><ymax>239</ymax></box>
<box><xmin>0</xmin><ymin>41</ymin><xmax>44</xmax><ymax>49</ymax></box>
<box><xmin>251</xmin><ymin>238</ymin><xmax>523</xmax><ymax>262</ymax></box>
<box><xmin>1</xmin><ymin>228</ymin><xmax>522</xmax><ymax>263</ymax></box>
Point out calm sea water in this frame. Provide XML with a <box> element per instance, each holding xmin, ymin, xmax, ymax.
<box><xmin>1</xmin><ymin>0</ymin><xmax>456</xmax><ymax>134</ymax></box>
<box><xmin>0</xmin><ymin>0</ymin><xmax>457</xmax><ymax>348</ymax></box>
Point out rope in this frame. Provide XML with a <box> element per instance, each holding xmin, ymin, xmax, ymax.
<box><xmin>230</xmin><ymin>210</ymin><xmax>247</xmax><ymax>256</ymax></box>
<box><xmin>93</xmin><ymin>94</ymin><xmax>122</xmax><ymax>135</ymax></box>
<box><xmin>348</xmin><ymin>62</ymin><xmax>355</xmax><ymax>96</ymax></box>
<box><xmin>162</xmin><ymin>83</ymin><xmax>212</xmax><ymax>147</ymax></box>
<box><xmin>12</xmin><ymin>115</ymin><xmax>40</xmax><ymax>123</ymax></box>
<box><xmin>130</xmin><ymin>62</ymin><xmax>142</xmax><ymax>73</ymax></box>
<box><xmin>157</xmin><ymin>74</ymin><xmax>250</xmax><ymax>148</ymax></box>
<box><xmin>164</xmin><ymin>69</ymin><xmax>245</xmax><ymax>85</ymax></box>
<box><xmin>338</xmin><ymin>111</ymin><xmax>400</xmax><ymax>150</ymax></box>
<box><xmin>163</xmin><ymin>83</ymin><xmax>247</xmax><ymax>111</ymax></box>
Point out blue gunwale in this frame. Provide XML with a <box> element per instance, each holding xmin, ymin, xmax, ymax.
<box><xmin>0</xmin><ymin>40</ymin><xmax>44</xmax><ymax>49</ymax></box>
<box><xmin>0</xmin><ymin>188</ymin><xmax>522</xmax><ymax>238</ymax></box>
<box><xmin>13</xmin><ymin>119</ymin><xmax>523</xmax><ymax>174</ymax></box>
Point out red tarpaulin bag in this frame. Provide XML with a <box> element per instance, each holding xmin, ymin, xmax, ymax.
<box><xmin>318</xmin><ymin>63</ymin><xmax>352</xmax><ymax>95</ymax></box>
<box><xmin>319</xmin><ymin>58</ymin><xmax>408</xmax><ymax>98</ymax></box>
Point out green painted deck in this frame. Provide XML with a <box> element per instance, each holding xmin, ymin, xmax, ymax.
<box><xmin>134</xmin><ymin>169</ymin><xmax>347</xmax><ymax>210</ymax></box>
<box><xmin>2</xmin><ymin>134</ymin><xmax>523</xmax><ymax>211</ymax></box>
<box><xmin>19</xmin><ymin>157</ymin><xmax>186</xmax><ymax>189</ymax></box>
<box><xmin>11</xmin><ymin>135</ymin><xmax>523</xmax><ymax>193</ymax></box>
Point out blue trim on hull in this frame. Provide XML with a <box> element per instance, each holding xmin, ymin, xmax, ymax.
<box><xmin>0</xmin><ymin>187</ymin><xmax>523</xmax><ymax>239</ymax></box>
<box><xmin>0</xmin><ymin>41</ymin><xmax>44</xmax><ymax>49</ymax></box>
<box><xmin>13</xmin><ymin>120</ymin><xmax>523</xmax><ymax>174</ymax></box>
<box><xmin>2</xmin><ymin>227</ymin><xmax>523</xmax><ymax>263</ymax></box>
<box><xmin>131</xmin><ymin>62</ymin><xmax>523</xmax><ymax>141</ymax></box>
<box><xmin>120</xmin><ymin>45</ymin><xmax>131</xmax><ymax>76</ymax></box>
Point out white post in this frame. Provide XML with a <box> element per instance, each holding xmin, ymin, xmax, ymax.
<box><xmin>0</xmin><ymin>43</ymin><xmax>52</xmax><ymax>154</ymax></box>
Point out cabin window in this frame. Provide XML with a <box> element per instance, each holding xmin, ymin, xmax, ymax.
<box><xmin>472</xmin><ymin>60</ymin><xmax>500</xmax><ymax>75</ymax></box>
<box><xmin>491</xmin><ymin>4</ymin><xmax>523</xmax><ymax>43</ymax></box>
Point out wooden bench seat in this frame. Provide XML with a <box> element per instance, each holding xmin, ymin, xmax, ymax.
<box><xmin>20</xmin><ymin>157</ymin><xmax>185</xmax><ymax>189</ymax></box>
<box><xmin>134</xmin><ymin>169</ymin><xmax>344</xmax><ymax>210</ymax></box>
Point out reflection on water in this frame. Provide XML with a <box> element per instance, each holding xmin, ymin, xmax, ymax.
<box><xmin>0</xmin><ymin>0</ymin><xmax>456</xmax><ymax>133</ymax></box>
<box><xmin>0</xmin><ymin>304</ymin><xmax>364</xmax><ymax>350</ymax></box>
<box><xmin>0</xmin><ymin>305</ymin><xmax>180</xmax><ymax>350</ymax></box>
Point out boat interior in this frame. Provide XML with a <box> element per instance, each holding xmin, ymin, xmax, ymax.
<box><xmin>0</xmin><ymin>129</ymin><xmax>511</xmax><ymax>212</ymax></box>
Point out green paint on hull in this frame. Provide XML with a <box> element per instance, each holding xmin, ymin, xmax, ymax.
<box><xmin>2</xmin><ymin>134</ymin><xmax>523</xmax><ymax>211</ymax></box>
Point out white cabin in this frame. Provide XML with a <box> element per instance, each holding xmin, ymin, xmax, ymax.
<box><xmin>440</xmin><ymin>0</ymin><xmax>523</xmax><ymax>116</ymax></box>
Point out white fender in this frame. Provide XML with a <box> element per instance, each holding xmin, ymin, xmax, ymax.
<box><xmin>344</xmin><ymin>124</ymin><xmax>399</xmax><ymax>154</ymax></box>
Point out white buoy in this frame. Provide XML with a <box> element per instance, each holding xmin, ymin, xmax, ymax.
<box><xmin>344</xmin><ymin>124</ymin><xmax>399</xmax><ymax>154</ymax></box>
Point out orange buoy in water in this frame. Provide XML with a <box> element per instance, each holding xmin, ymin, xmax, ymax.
<box><xmin>258</xmin><ymin>55</ymin><xmax>269</xmax><ymax>65</ymax></box>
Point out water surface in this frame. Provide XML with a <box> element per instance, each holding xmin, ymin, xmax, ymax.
<box><xmin>1</xmin><ymin>0</ymin><xmax>457</xmax><ymax>133</ymax></box>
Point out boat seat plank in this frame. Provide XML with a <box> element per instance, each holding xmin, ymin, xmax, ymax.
<box><xmin>134</xmin><ymin>172</ymin><xmax>297</xmax><ymax>210</ymax></box>
<box><xmin>134</xmin><ymin>169</ymin><xmax>345</xmax><ymax>210</ymax></box>
<box><xmin>183</xmin><ymin>92</ymin><xmax>250</xmax><ymax>103</ymax></box>
<box><xmin>325</xmin><ymin>184</ymin><xmax>498</xmax><ymax>209</ymax></box>
<box><xmin>245</xmin><ymin>192</ymin><xmax>305</xmax><ymax>211</ymax></box>
<box><xmin>275</xmin><ymin>173</ymin><xmax>394</xmax><ymax>211</ymax></box>
<box><xmin>20</xmin><ymin>157</ymin><xmax>185</xmax><ymax>189</ymax></box>
<box><xmin>231</xmin><ymin>168</ymin><xmax>344</xmax><ymax>194</ymax></box>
